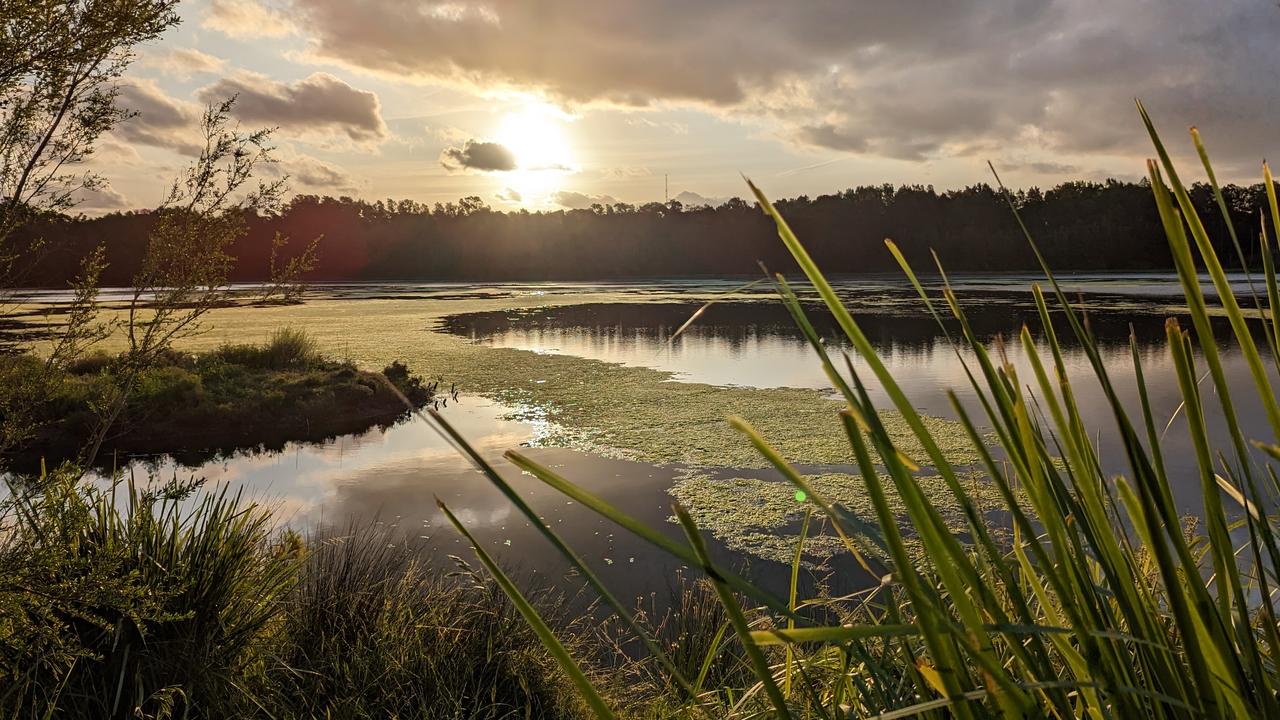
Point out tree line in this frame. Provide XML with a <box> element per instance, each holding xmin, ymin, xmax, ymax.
<box><xmin>13</xmin><ymin>178</ymin><xmax>1279</xmax><ymax>285</ymax></box>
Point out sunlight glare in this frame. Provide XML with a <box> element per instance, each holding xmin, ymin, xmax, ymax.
<box><xmin>494</xmin><ymin>103</ymin><xmax>577</xmax><ymax>204</ymax></box>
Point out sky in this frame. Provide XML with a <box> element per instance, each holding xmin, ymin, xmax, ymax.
<box><xmin>78</xmin><ymin>0</ymin><xmax>1280</xmax><ymax>214</ymax></box>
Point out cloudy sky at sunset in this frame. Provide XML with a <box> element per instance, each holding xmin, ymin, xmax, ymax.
<box><xmin>83</xmin><ymin>0</ymin><xmax>1280</xmax><ymax>213</ymax></box>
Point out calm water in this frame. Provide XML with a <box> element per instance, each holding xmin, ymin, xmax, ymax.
<box><xmin>88</xmin><ymin>274</ymin><xmax>1275</xmax><ymax>604</ymax></box>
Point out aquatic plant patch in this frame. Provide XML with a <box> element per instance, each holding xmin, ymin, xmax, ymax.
<box><xmin>669</xmin><ymin>469</ymin><xmax>1009</xmax><ymax>566</ymax></box>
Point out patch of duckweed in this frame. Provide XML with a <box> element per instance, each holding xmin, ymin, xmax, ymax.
<box><xmin>25</xmin><ymin>293</ymin><xmax>985</xmax><ymax>469</ymax></box>
<box><xmin>669</xmin><ymin>469</ymin><xmax>1010</xmax><ymax>566</ymax></box>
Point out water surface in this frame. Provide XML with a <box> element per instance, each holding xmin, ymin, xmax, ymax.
<box><xmin>66</xmin><ymin>274</ymin><xmax>1275</xmax><ymax>603</ymax></box>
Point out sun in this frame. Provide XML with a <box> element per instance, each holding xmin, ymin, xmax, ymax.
<box><xmin>493</xmin><ymin>103</ymin><xmax>577</xmax><ymax>203</ymax></box>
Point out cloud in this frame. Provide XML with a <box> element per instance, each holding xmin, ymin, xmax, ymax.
<box><xmin>286</xmin><ymin>0</ymin><xmax>1280</xmax><ymax>172</ymax></box>
<box><xmin>603</xmin><ymin>165</ymin><xmax>651</xmax><ymax>179</ymax></box>
<box><xmin>197</xmin><ymin>71</ymin><xmax>388</xmax><ymax>144</ymax></box>
<box><xmin>113</xmin><ymin>79</ymin><xmax>203</xmax><ymax>154</ymax></box>
<box><xmin>278</xmin><ymin>153</ymin><xmax>361</xmax><ymax>193</ymax></box>
<box><xmin>551</xmin><ymin>190</ymin><xmax>618</xmax><ymax>209</ymax></box>
<box><xmin>495</xmin><ymin>187</ymin><xmax>522</xmax><ymax>203</ymax></box>
<box><xmin>203</xmin><ymin>0</ymin><xmax>294</xmax><ymax>38</ymax></box>
<box><xmin>70</xmin><ymin>185</ymin><xmax>131</xmax><ymax>213</ymax></box>
<box><xmin>139</xmin><ymin>47</ymin><xmax>227</xmax><ymax>79</ymax></box>
<box><xmin>439</xmin><ymin>139</ymin><xmax>517</xmax><ymax>172</ymax></box>
<box><xmin>426</xmin><ymin>124</ymin><xmax>471</xmax><ymax>145</ymax></box>
<box><xmin>1006</xmin><ymin>160</ymin><xmax>1082</xmax><ymax>176</ymax></box>
<box><xmin>626</xmin><ymin>117</ymin><xmax>689</xmax><ymax>135</ymax></box>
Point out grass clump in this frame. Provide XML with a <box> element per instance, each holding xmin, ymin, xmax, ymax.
<box><xmin>210</xmin><ymin>326</ymin><xmax>319</xmax><ymax>370</ymax></box>
<box><xmin>267</xmin><ymin>527</ymin><xmax>605</xmax><ymax>719</ymax></box>
<box><xmin>0</xmin><ymin>471</ymin><xmax>295</xmax><ymax>718</ymax></box>
<box><xmin>0</xmin><ymin>473</ymin><xmax>628</xmax><ymax>719</ymax></box>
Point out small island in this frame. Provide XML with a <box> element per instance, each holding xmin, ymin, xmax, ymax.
<box><xmin>9</xmin><ymin>328</ymin><xmax>435</xmax><ymax>469</ymax></box>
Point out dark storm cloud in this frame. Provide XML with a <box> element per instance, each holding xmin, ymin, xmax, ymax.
<box><xmin>439</xmin><ymin>140</ymin><xmax>517</xmax><ymax>172</ymax></box>
<box><xmin>286</xmin><ymin>0</ymin><xmax>1280</xmax><ymax>170</ymax></box>
<box><xmin>197</xmin><ymin>71</ymin><xmax>388</xmax><ymax>144</ymax></box>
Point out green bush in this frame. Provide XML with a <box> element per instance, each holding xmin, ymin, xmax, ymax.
<box><xmin>382</xmin><ymin>359</ymin><xmax>433</xmax><ymax>402</ymax></box>
<box><xmin>65</xmin><ymin>350</ymin><xmax>114</xmax><ymax>375</ymax></box>
<box><xmin>132</xmin><ymin>365</ymin><xmax>205</xmax><ymax>411</ymax></box>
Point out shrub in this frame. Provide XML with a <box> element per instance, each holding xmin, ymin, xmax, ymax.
<box><xmin>382</xmin><ymin>360</ymin><xmax>433</xmax><ymax>403</ymax></box>
<box><xmin>131</xmin><ymin>365</ymin><xmax>204</xmax><ymax>411</ymax></box>
<box><xmin>64</xmin><ymin>350</ymin><xmax>114</xmax><ymax>375</ymax></box>
<box><xmin>0</xmin><ymin>482</ymin><xmax>619</xmax><ymax>718</ymax></box>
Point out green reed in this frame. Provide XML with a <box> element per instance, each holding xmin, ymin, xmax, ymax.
<box><xmin>439</xmin><ymin>103</ymin><xmax>1280</xmax><ymax>718</ymax></box>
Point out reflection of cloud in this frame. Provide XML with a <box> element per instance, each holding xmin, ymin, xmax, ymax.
<box><xmin>426</xmin><ymin>504</ymin><xmax>512</xmax><ymax>530</ymax></box>
<box><xmin>91</xmin><ymin>401</ymin><xmax>539</xmax><ymax>534</ymax></box>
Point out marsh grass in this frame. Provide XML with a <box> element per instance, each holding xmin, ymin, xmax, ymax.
<box><xmin>0</xmin><ymin>470</ymin><xmax>294</xmax><ymax>718</ymax></box>
<box><xmin>268</xmin><ymin>524</ymin><xmax>607</xmax><ymax>719</ymax></box>
<box><xmin>0</xmin><ymin>473</ymin><xmax>625</xmax><ymax>719</ymax></box>
<box><xmin>212</xmin><ymin>326</ymin><xmax>319</xmax><ymax>370</ymax></box>
<box><xmin>436</xmin><ymin>105</ymin><xmax>1280</xmax><ymax>718</ymax></box>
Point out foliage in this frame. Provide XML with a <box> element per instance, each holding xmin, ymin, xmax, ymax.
<box><xmin>13</xmin><ymin>176</ymin><xmax>1280</xmax><ymax>284</ymax></box>
<box><xmin>0</xmin><ymin>0</ymin><xmax>179</xmax><ymax>262</ymax></box>
<box><xmin>0</xmin><ymin>474</ymin><xmax>614</xmax><ymax>719</ymax></box>
<box><xmin>0</xmin><ymin>469</ymin><xmax>294</xmax><ymax>718</ymax></box>
<box><xmin>440</xmin><ymin>107</ymin><xmax>1280</xmax><ymax>718</ymax></box>
<box><xmin>265</xmin><ymin>524</ymin><xmax>603</xmax><ymax>719</ymax></box>
<box><xmin>77</xmin><ymin>98</ymin><xmax>296</xmax><ymax>467</ymax></box>
<box><xmin>261</xmin><ymin>231</ymin><xmax>322</xmax><ymax>304</ymax></box>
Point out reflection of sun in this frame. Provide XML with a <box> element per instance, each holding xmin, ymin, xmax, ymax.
<box><xmin>494</xmin><ymin>103</ymin><xmax>576</xmax><ymax>203</ymax></box>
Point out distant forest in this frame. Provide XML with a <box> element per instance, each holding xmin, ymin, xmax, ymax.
<box><xmin>13</xmin><ymin>179</ymin><xmax>1279</xmax><ymax>285</ymax></box>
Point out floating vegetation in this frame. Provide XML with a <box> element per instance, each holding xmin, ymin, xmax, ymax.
<box><xmin>669</xmin><ymin>469</ymin><xmax>1010</xmax><ymax>566</ymax></box>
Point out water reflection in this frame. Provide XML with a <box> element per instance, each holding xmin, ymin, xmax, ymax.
<box><xmin>96</xmin><ymin>397</ymin><xmax>847</xmax><ymax>604</ymax></box>
<box><xmin>444</xmin><ymin>301</ymin><xmax>1278</xmax><ymax>518</ymax></box>
<box><xmin>56</xmin><ymin>281</ymin><xmax>1276</xmax><ymax>606</ymax></box>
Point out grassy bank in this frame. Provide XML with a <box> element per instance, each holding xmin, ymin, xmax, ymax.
<box><xmin>4</xmin><ymin>328</ymin><xmax>434</xmax><ymax>468</ymax></box>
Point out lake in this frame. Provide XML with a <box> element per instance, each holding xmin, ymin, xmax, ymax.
<box><xmin>68</xmin><ymin>273</ymin><xmax>1275</xmax><ymax>607</ymax></box>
